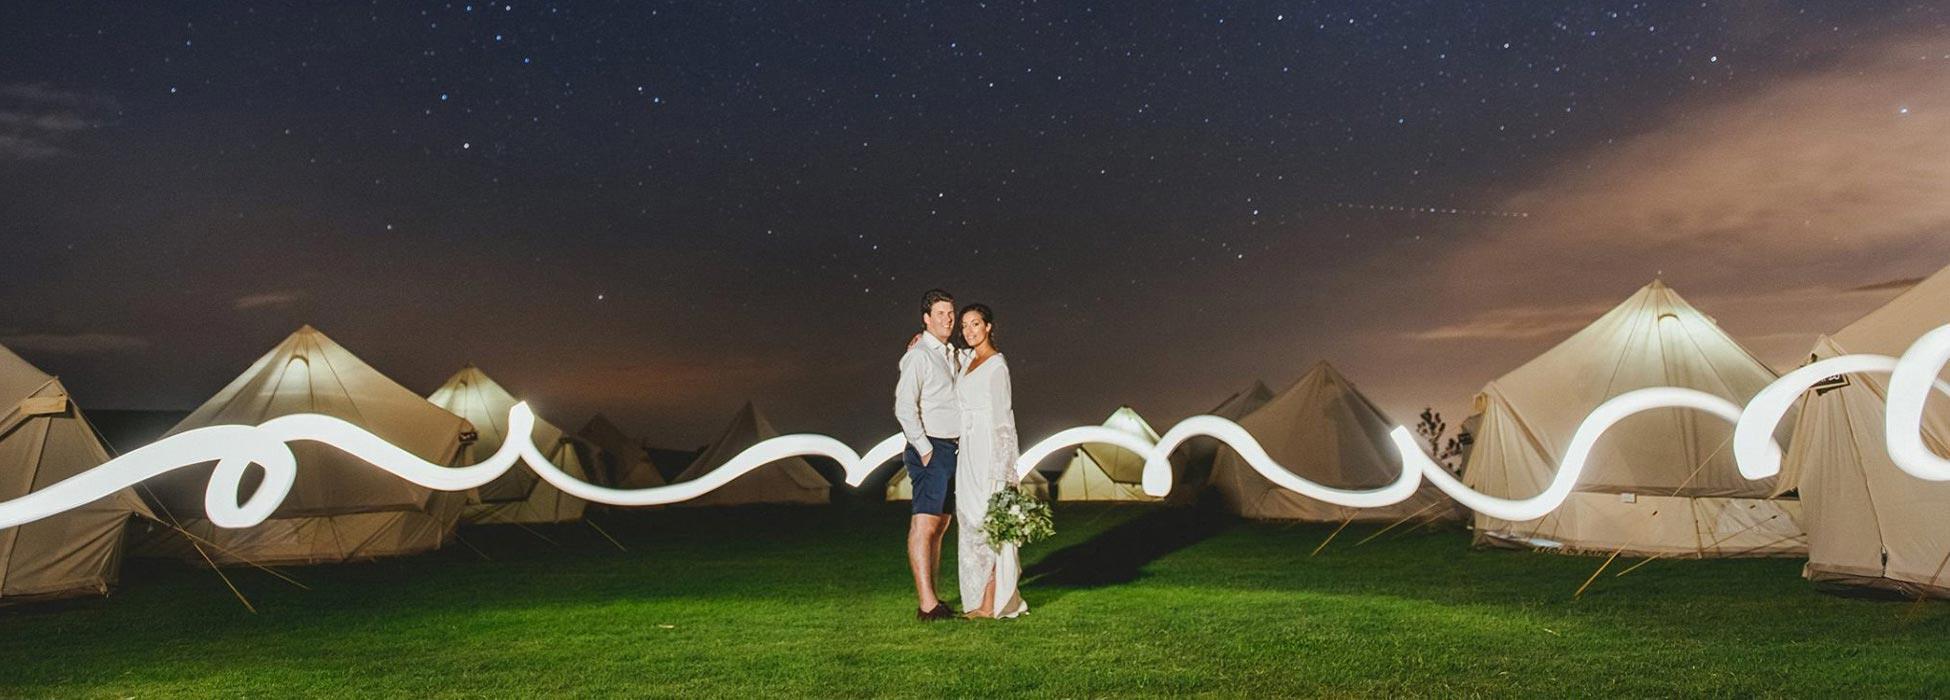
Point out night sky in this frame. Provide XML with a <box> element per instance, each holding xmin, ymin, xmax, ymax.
<box><xmin>3</xmin><ymin>2</ymin><xmax>1947</xmax><ymax>448</ymax></box>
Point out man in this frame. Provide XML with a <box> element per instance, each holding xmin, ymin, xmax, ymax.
<box><xmin>895</xmin><ymin>288</ymin><xmax>962</xmax><ymax>621</ymax></box>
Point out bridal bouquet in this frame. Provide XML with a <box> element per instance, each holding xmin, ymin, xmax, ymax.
<box><xmin>981</xmin><ymin>484</ymin><xmax>1054</xmax><ymax>552</ymax></box>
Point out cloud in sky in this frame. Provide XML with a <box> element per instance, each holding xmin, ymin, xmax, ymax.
<box><xmin>232</xmin><ymin>291</ymin><xmax>305</xmax><ymax>310</ymax></box>
<box><xmin>1344</xmin><ymin>37</ymin><xmax>1950</xmax><ymax>427</ymax></box>
<box><xmin>0</xmin><ymin>83</ymin><xmax>114</xmax><ymax>160</ymax></box>
<box><xmin>1438</xmin><ymin>37</ymin><xmax>1950</xmax><ymax>302</ymax></box>
<box><xmin>1405</xmin><ymin>301</ymin><xmax>1616</xmax><ymax>342</ymax></box>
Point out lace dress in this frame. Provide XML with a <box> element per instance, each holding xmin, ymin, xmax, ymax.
<box><xmin>953</xmin><ymin>352</ymin><xmax>1027</xmax><ymax>618</ymax></box>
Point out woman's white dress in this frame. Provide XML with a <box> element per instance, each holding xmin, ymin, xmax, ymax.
<box><xmin>954</xmin><ymin>353</ymin><xmax>1027</xmax><ymax>618</ymax></box>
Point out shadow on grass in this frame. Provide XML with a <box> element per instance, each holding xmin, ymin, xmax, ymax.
<box><xmin>1022</xmin><ymin>496</ymin><xmax>1234</xmax><ymax>599</ymax></box>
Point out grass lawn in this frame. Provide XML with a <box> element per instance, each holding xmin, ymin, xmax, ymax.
<box><xmin>3</xmin><ymin>502</ymin><xmax>1947</xmax><ymax>697</ymax></box>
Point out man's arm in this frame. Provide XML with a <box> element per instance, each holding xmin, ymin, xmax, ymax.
<box><xmin>893</xmin><ymin>351</ymin><xmax>933</xmax><ymax>462</ymax></box>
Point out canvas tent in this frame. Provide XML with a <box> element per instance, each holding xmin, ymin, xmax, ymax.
<box><xmin>1211</xmin><ymin>381</ymin><xmax>1277</xmax><ymax>423</ymax></box>
<box><xmin>1210</xmin><ymin>362</ymin><xmax>1459</xmax><ymax>522</ymax></box>
<box><xmin>1054</xmin><ymin>406</ymin><xmax>1163</xmax><ymax>502</ymax></box>
<box><xmin>1167</xmin><ymin>379</ymin><xmax>1276</xmax><ymax>504</ymax></box>
<box><xmin>885</xmin><ymin>458</ymin><xmax>1049</xmax><ymax>501</ymax></box>
<box><xmin>578</xmin><ymin>414</ymin><xmax>666</xmax><ymax>489</ymax></box>
<box><xmin>1461</xmin><ymin>280</ymin><xmax>1805</xmax><ymax>557</ymax></box>
<box><xmin>135</xmin><ymin>326</ymin><xmax>476</xmax><ymax>565</ymax></box>
<box><xmin>428</xmin><ymin>365</ymin><xmax>590</xmax><ymax>525</ymax></box>
<box><xmin>1782</xmin><ymin>265</ymin><xmax>1950</xmax><ymax>596</ymax></box>
<box><xmin>0</xmin><ymin>343</ymin><xmax>154</xmax><ymax>601</ymax></box>
<box><xmin>670</xmin><ymin>402</ymin><xmax>829</xmax><ymax>506</ymax></box>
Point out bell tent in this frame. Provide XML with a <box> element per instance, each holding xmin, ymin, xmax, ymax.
<box><xmin>1460</xmin><ymin>281</ymin><xmax>1805</xmax><ymax>557</ymax></box>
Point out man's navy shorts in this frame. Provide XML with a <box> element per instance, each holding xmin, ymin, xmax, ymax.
<box><xmin>906</xmin><ymin>436</ymin><xmax>958</xmax><ymax>516</ymax></box>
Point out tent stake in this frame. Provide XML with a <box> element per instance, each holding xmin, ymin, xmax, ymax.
<box><xmin>188</xmin><ymin>542</ymin><xmax>256</xmax><ymax>614</ymax></box>
<box><xmin>454</xmin><ymin>533</ymin><xmax>492</xmax><ymax>561</ymax></box>
<box><xmin>1612</xmin><ymin>555</ymin><xmax>1659</xmax><ymax>578</ymax></box>
<box><xmin>586</xmin><ymin>518</ymin><xmax>628</xmax><ymax>552</ymax></box>
<box><xmin>1902</xmin><ymin>548</ymin><xmax>1950</xmax><ymax>620</ymax></box>
<box><xmin>163</xmin><ymin>523</ymin><xmax>309</xmax><ymax>590</ymax></box>
<box><xmin>138</xmin><ymin>484</ymin><xmax>303</xmax><ymax>603</ymax></box>
<box><xmin>1574</xmin><ymin>550</ymin><xmax>1622</xmax><ymax>599</ymax></box>
<box><xmin>1614</xmin><ymin>515</ymin><xmax>1788</xmax><ymax>579</ymax></box>
<box><xmin>1355</xmin><ymin>501</ymin><xmax>1440</xmax><ymax>547</ymax></box>
<box><xmin>1391</xmin><ymin>509</ymin><xmax>1449</xmax><ymax>540</ymax></box>
<box><xmin>1311</xmin><ymin>515</ymin><xmax>1355</xmax><ymax>557</ymax></box>
<box><xmin>150</xmin><ymin>517</ymin><xmax>257</xmax><ymax>613</ymax></box>
<box><xmin>514</xmin><ymin>522</ymin><xmax>560</xmax><ymax>547</ymax></box>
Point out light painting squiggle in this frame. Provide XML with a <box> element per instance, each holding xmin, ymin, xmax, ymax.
<box><xmin>2</xmin><ymin>324</ymin><xmax>1948</xmax><ymax>530</ymax></box>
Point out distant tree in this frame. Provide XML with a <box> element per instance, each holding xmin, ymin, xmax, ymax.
<box><xmin>1414</xmin><ymin>407</ymin><xmax>1446</xmax><ymax>460</ymax></box>
<box><xmin>1440</xmin><ymin>427</ymin><xmax>1471</xmax><ymax>478</ymax></box>
<box><xmin>1416</xmin><ymin>407</ymin><xmax>1469</xmax><ymax>477</ymax></box>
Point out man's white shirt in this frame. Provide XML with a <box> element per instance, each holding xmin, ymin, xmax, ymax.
<box><xmin>894</xmin><ymin>332</ymin><xmax>962</xmax><ymax>456</ymax></box>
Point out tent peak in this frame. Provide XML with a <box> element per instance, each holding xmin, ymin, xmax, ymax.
<box><xmin>1300</xmin><ymin>360</ymin><xmax>1348</xmax><ymax>382</ymax></box>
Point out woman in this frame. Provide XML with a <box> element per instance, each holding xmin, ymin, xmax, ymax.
<box><xmin>952</xmin><ymin>303</ymin><xmax>1027</xmax><ymax>619</ymax></box>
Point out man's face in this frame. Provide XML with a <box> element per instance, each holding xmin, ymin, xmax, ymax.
<box><xmin>924</xmin><ymin>300</ymin><xmax>956</xmax><ymax>340</ymax></box>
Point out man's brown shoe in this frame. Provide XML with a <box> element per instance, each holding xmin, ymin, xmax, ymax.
<box><xmin>916</xmin><ymin>604</ymin><xmax>956</xmax><ymax>621</ymax></box>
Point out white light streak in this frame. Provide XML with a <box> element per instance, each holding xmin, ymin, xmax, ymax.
<box><xmin>0</xmin><ymin>325</ymin><xmax>1947</xmax><ymax>530</ymax></box>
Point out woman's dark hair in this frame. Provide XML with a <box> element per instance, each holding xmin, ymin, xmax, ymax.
<box><xmin>958</xmin><ymin>303</ymin><xmax>996</xmax><ymax>350</ymax></box>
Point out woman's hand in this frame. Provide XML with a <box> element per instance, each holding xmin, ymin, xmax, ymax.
<box><xmin>905</xmin><ymin>332</ymin><xmax>922</xmax><ymax>350</ymax></box>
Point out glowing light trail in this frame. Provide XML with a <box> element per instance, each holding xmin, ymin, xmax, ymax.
<box><xmin>0</xmin><ymin>324</ymin><xmax>1946</xmax><ymax>530</ymax></box>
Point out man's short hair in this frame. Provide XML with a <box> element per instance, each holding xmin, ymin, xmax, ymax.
<box><xmin>922</xmin><ymin>288</ymin><xmax>955</xmax><ymax>313</ymax></box>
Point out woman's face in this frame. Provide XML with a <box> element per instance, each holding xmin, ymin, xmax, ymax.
<box><xmin>961</xmin><ymin>310</ymin><xmax>991</xmax><ymax>348</ymax></box>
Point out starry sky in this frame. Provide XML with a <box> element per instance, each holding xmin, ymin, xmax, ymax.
<box><xmin>2</xmin><ymin>1</ymin><xmax>1947</xmax><ymax>448</ymax></box>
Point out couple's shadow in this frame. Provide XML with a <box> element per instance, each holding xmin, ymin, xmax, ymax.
<box><xmin>1017</xmin><ymin>497</ymin><xmax>1233</xmax><ymax>606</ymax></box>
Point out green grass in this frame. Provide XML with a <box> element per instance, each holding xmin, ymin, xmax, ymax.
<box><xmin>3</xmin><ymin>503</ymin><xmax>1947</xmax><ymax>697</ymax></box>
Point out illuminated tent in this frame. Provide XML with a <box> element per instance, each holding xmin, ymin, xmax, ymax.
<box><xmin>1211</xmin><ymin>361</ymin><xmax>1459</xmax><ymax>522</ymax></box>
<box><xmin>1054</xmin><ymin>406</ymin><xmax>1162</xmax><ymax>501</ymax></box>
<box><xmin>670</xmin><ymin>402</ymin><xmax>829</xmax><ymax>507</ymax></box>
<box><xmin>135</xmin><ymin>326</ymin><xmax>476</xmax><ymax>565</ymax></box>
<box><xmin>578</xmin><ymin>413</ymin><xmax>665</xmax><ymax>489</ymax></box>
<box><xmin>1462</xmin><ymin>281</ymin><xmax>1805</xmax><ymax>557</ymax></box>
<box><xmin>885</xmin><ymin>459</ymin><xmax>1049</xmax><ymax>501</ymax></box>
<box><xmin>428</xmin><ymin>365</ymin><xmax>590</xmax><ymax>525</ymax></box>
<box><xmin>0</xmin><ymin>343</ymin><xmax>153</xmax><ymax>601</ymax></box>
<box><xmin>1166</xmin><ymin>379</ymin><xmax>1276</xmax><ymax>504</ymax></box>
<box><xmin>1782</xmin><ymin>265</ymin><xmax>1950</xmax><ymax>596</ymax></box>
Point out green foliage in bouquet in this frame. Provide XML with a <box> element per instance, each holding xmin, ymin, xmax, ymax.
<box><xmin>981</xmin><ymin>485</ymin><xmax>1054</xmax><ymax>551</ymax></box>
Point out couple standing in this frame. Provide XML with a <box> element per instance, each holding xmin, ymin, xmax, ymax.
<box><xmin>895</xmin><ymin>288</ymin><xmax>1028</xmax><ymax>621</ymax></box>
